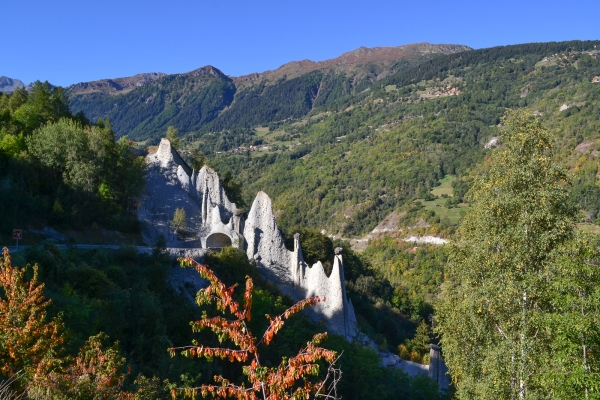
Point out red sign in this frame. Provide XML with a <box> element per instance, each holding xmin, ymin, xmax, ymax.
<box><xmin>12</xmin><ymin>229</ymin><xmax>22</xmax><ymax>240</ymax></box>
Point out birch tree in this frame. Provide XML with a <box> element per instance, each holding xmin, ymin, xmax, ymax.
<box><xmin>436</xmin><ymin>109</ymin><xmax>578</xmax><ymax>399</ymax></box>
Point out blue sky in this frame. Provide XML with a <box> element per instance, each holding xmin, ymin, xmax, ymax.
<box><xmin>2</xmin><ymin>0</ymin><xmax>599</xmax><ymax>87</ymax></box>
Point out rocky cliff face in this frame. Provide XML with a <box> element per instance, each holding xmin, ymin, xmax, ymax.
<box><xmin>139</xmin><ymin>138</ymin><xmax>203</xmax><ymax>248</ymax></box>
<box><xmin>140</xmin><ymin>138</ymin><xmax>244</xmax><ymax>248</ymax></box>
<box><xmin>0</xmin><ymin>76</ymin><xmax>25</xmax><ymax>93</ymax></box>
<box><xmin>243</xmin><ymin>192</ymin><xmax>357</xmax><ymax>338</ymax></box>
<box><xmin>140</xmin><ymin>138</ymin><xmax>357</xmax><ymax>339</ymax></box>
<box><xmin>244</xmin><ymin>191</ymin><xmax>293</xmax><ymax>287</ymax></box>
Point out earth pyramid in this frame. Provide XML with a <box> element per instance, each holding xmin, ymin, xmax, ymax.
<box><xmin>139</xmin><ymin>138</ymin><xmax>358</xmax><ymax>339</ymax></box>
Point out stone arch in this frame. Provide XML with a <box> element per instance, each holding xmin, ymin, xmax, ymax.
<box><xmin>206</xmin><ymin>233</ymin><xmax>233</xmax><ymax>248</ymax></box>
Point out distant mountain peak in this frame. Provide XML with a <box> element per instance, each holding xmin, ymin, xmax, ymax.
<box><xmin>0</xmin><ymin>76</ymin><xmax>25</xmax><ymax>93</ymax></box>
<box><xmin>67</xmin><ymin>72</ymin><xmax>166</xmax><ymax>95</ymax></box>
<box><xmin>185</xmin><ymin>65</ymin><xmax>228</xmax><ymax>79</ymax></box>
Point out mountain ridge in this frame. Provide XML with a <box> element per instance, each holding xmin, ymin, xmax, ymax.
<box><xmin>67</xmin><ymin>42</ymin><xmax>471</xmax><ymax>140</ymax></box>
<box><xmin>64</xmin><ymin>42</ymin><xmax>472</xmax><ymax>96</ymax></box>
<box><xmin>67</xmin><ymin>72</ymin><xmax>167</xmax><ymax>95</ymax></box>
<box><xmin>233</xmin><ymin>42</ymin><xmax>472</xmax><ymax>87</ymax></box>
<box><xmin>0</xmin><ymin>76</ymin><xmax>25</xmax><ymax>93</ymax></box>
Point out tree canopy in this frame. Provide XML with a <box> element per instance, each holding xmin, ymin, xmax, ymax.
<box><xmin>435</xmin><ymin>109</ymin><xmax>599</xmax><ymax>398</ymax></box>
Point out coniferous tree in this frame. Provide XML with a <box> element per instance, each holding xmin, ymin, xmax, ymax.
<box><xmin>166</xmin><ymin>126</ymin><xmax>179</xmax><ymax>149</ymax></box>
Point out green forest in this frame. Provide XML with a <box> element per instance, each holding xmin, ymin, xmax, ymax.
<box><xmin>208</xmin><ymin>40</ymin><xmax>600</xmax><ymax>238</ymax></box>
<box><xmin>68</xmin><ymin>67</ymin><xmax>237</xmax><ymax>143</ymax></box>
<box><xmin>0</xmin><ymin>82</ymin><xmax>146</xmax><ymax>239</ymax></box>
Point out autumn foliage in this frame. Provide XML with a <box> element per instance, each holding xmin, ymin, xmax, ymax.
<box><xmin>31</xmin><ymin>333</ymin><xmax>133</xmax><ymax>399</ymax></box>
<box><xmin>169</xmin><ymin>257</ymin><xmax>339</xmax><ymax>399</ymax></box>
<box><xmin>0</xmin><ymin>248</ymin><xmax>64</xmax><ymax>381</ymax></box>
<box><xmin>0</xmin><ymin>248</ymin><xmax>133</xmax><ymax>398</ymax></box>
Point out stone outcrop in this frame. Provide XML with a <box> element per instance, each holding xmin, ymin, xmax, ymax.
<box><xmin>403</xmin><ymin>236</ymin><xmax>448</xmax><ymax>245</ymax></box>
<box><xmin>140</xmin><ymin>138</ymin><xmax>357</xmax><ymax>339</ymax></box>
<box><xmin>140</xmin><ymin>138</ymin><xmax>244</xmax><ymax>249</ymax></box>
<box><xmin>244</xmin><ymin>193</ymin><xmax>357</xmax><ymax>339</ymax></box>
<box><xmin>384</xmin><ymin>344</ymin><xmax>449</xmax><ymax>390</ymax></box>
<box><xmin>139</xmin><ymin>138</ymin><xmax>451</xmax><ymax>382</ymax></box>
<box><xmin>139</xmin><ymin>139</ymin><xmax>203</xmax><ymax>248</ymax></box>
<box><xmin>0</xmin><ymin>76</ymin><xmax>25</xmax><ymax>93</ymax></box>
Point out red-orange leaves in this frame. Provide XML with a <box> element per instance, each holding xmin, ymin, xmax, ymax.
<box><xmin>169</xmin><ymin>257</ymin><xmax>338</xmax><ymax>399</ymax></box>
<box><xmin>243</xmin><ymin>276</ymin><xmax>253</xmax><ymax>321</ymax></box>
<box><xmin>282</xmin><ymin>296</ymin><xmax>320</xmax><ymax>320</ymax></box>
<box><xmin>0</xmin><ymin>248</ymin><xmax>65</xmax><ymax>381</ymax></box>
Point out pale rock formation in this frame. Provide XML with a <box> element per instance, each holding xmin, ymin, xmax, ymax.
<box><xmin>428</xmin><ymin>344</ymin><xmax>450</xmax><ymax>389</ymax></box>
<box><xmin>484</xmin><ymin>136</ymin><xmax>499</xmax><ymax>149</ymax></box>
<box><xmin>139</xmin><ymin>138</ymin><xmax>244</xmax><ymax>249</ymax></box>
<box><xmin>140</xmin><ymin>138</ymin><xmax>357</xmax><ymax>340</ymax></box>
<box><xmin>244</xmin><ymin>192</ymin><xmax>358</xmax><ymax>339</ymax></box>
<box><xmin>363</xmin><ymin>333</ymin><xmax>449</xmax><ymax>389</ymax></box>
<box><xmin>244</xmin><ymin>192</ymin><xmax>293</xmax><ymax>286</ymax></box>
<box><xmin>139</xmin><ymin>139</ymin><xmax>202</xmax><ymax>248</ymax></box>
<box><xmin>192</xmin><ymin>165</ymin><xmax>244</xmax><ymax>249</ymax></box>
<box><xmin>371</xmin><ymin>211</ymin><xmax>403</xmax><ymax>234</ymax></box>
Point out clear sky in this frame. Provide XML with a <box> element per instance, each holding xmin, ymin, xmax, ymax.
<box><xmin>2</xmin><ymin>0</ymin><xmax>599</xmax><ymax>87</ymax></box>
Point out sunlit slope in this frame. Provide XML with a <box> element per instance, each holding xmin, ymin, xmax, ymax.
<box><xmin>211</xmin><ymin>40</ymin><xmax>600</xmax><ymax>236</ymax></box>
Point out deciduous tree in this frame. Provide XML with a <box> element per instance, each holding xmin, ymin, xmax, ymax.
<box><xmin>171</xmin><ymin>208</ymin><xmax>187</xmax><ymax>236</ymax></box>
<box><xmin>0</xmin><ymin>248</ymin><xmax>64</xmax><ymax>384</ymax></box>
<box><xmin>542</xmin><ymin>233</ymin><xmax>600</xmax><ymax>398</ymax></box>
<box><xmin>29</xmin><ymin>333</ymin><xmax>133</xmax><ymax>400</ymax></box>
<box><xmin>436</xmin><ymin>109</ymin><xmax>578</xmax><ymax>398</ymax></box>
<box><xmin>169</xmin><ymin>257</ymin><xmax>340</xmax><ymax>399</ymax></box>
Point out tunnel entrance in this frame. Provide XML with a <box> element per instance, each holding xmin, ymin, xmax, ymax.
<box><xmin>206</xmin><ymin>233</ymin><xmax>233</xmax><ymax>248</ymax></box>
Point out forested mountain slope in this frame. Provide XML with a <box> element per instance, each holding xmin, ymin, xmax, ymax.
<box><xmin>207</xmin><ymin>40</ymin><xmax>600</xmax><ymax>237</ymax></box>
<box><xmin>68</xmin><ymin>66</ymin><xmax>235</xmax><ymax>142</ymax></box>
<box><xmin>67</xmin><ymin>43</ymin><xmax>470</xmax><ymax>141</ymax></box>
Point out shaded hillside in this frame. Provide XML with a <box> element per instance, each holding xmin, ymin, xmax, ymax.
<box><xmin>208</xmin><ymin>40</ymin><xmax>600</xmax><ymax>237</ymax></box>
<box><xmin>68</xmin><ymin>66</ymin><xmax>236</xmax><ymax>141</ymax></box>
<box><xmin>68</xmin><ymin>43</ymin><xmax>470</xmax><ymax>141</ymax></box>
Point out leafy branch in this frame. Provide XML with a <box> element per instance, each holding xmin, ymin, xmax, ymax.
<box><xmin>168</xmin><ymin>257</ymin><xmax>339</xmax><ymax>399</ymax></box>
